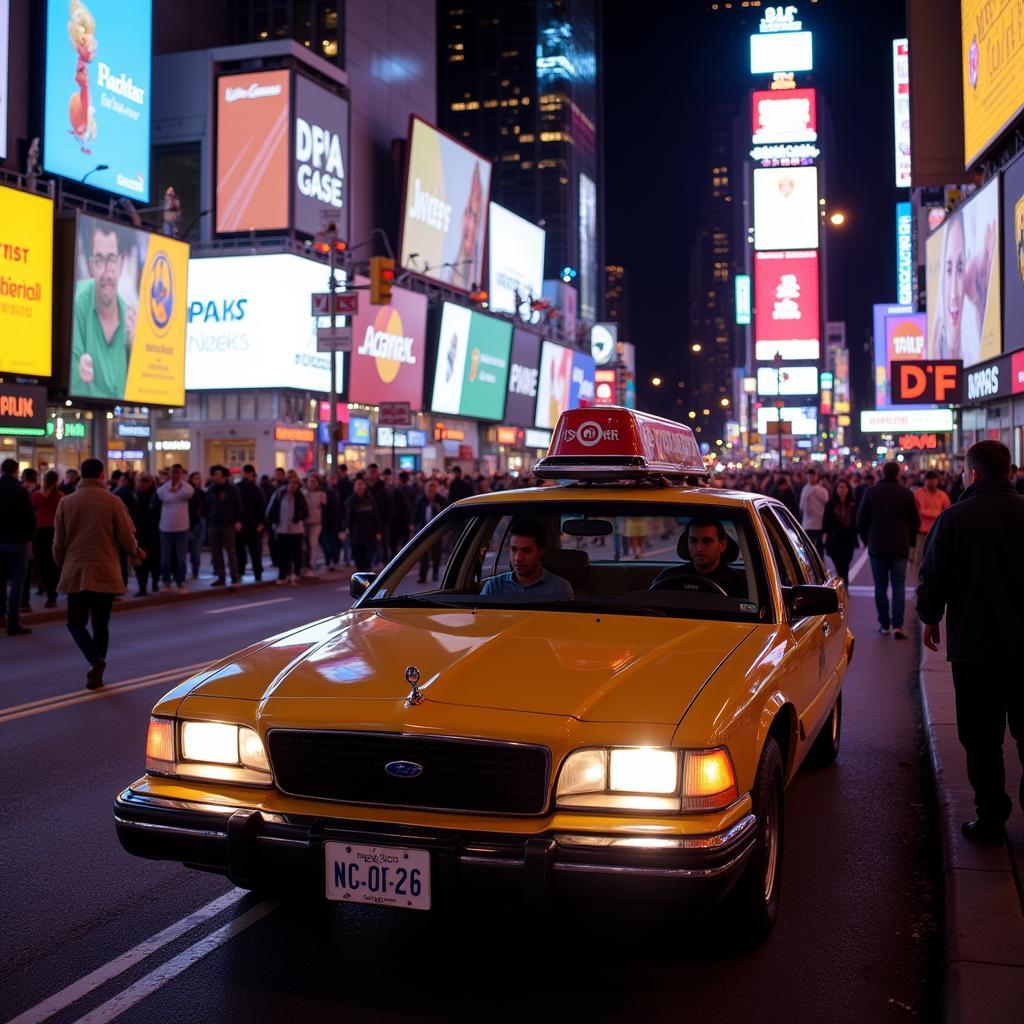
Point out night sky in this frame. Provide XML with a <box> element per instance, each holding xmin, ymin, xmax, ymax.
<box><xmin>603</xmin><ymin>0</ymin><xmax>909</xmax><ymax>423</ymax></box>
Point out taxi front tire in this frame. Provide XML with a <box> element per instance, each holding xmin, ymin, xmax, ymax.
<box><xmin>806</xmin><ymin>692</ymin><xmax>842</xmax><ymax>768</ymax></box>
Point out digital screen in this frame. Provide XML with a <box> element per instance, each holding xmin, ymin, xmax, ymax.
<box><xmin>925</xmin><ymin>177</ymin><xmax>1001</xmax><ymax>368</ymax></box>
<box><xmin>430</xmin><ymin>302</ymin><xmax>512</xmax><ymax>421</ymax></box>
<box><xmin>43</xmin><ymin>0</ymin><xmax>153</xmax><ymax>200</ymax></box>
<box><xmin>861</xmin><ymin>408</ymin><xmax>954</xmax><ymax>433</ymax></box>
<box><xmin>896</xmin><ymin>201</ymin><xmax>913</xmax><ymax>306</ymax></box>
<box><xmin>0</xmin><ymin>0</ymin><xmax>8</xmax><ymax>160</ymax></box>
<box><xmin>0</xmin><ymin>185</ymin><xmax>54</xmax><ymax>377</ymax></box>
<box><xmin>185</xmin><ymin>254</ymin><xmax>343</xmax><ymax>392</ymax></box>
<box><xmin>756</xmin><ymin>405</ymin><xmax>818</xmax><ymax>437</ymax></box>
<box><xmin>348</xmin><ymin>416</ymin><xmax>371</xmax><ymax>445</ymax></box>
<box><xmin>751</xmin><ymin>88</ymin><xmax>817</xmax><ymax>145</ymax></box>
<box><xmin>756</xmin><ymin>365</ymin><xmax>819</xmax><ymax>396</ymax></box>
<box><xmin>893</xmin><ymin>39</ymin><xmax>911</xmax><ymax>187</ymax></box>
<box><xmin>400</xmin><ymin>117</ymin><xmax>491</xmax><ymax>292</ymax></box>
<box><xmin>70</xmin><ymin>214</ymin><xmax>190</xmax><ymax>405</ymax></box>
<box><xmin>579</xmin><ymin>173</ymin><xmax>598</xmax><ymax>322</ymax></box>
<box><xmin>754</xmin><ymin>166</ymin><xmax>819</xmax><ymax>251</ymax></box>
<box><xmin>570</xmin><ymin>350</ymin><xmax>596</xmax><ymax>410</ymax></box>
<box><xmin>216</xmin><ymin>70</ymin><xmax>290</xmax><ymax>233</ymax></box>
<box><xmin>754</xmin><ymin>250</ymin><xmax>820</xmax><ymax>361</ymax></box>
<box><xmin>487</xmin><ymin>202</ymin><xmax>545</xmax><ymax>315</ymax></box>
<box><xmin>871</xmin><ymin>303</ymin><xmax>913</xmax><ymax>408</ymax></box>
<box><xmin>505</xmin><ymin>328</ymin><xmax>541</xmax><ymax>428</ymax></box>
<box><xmin>293</xmin><ymin>74</ymin><xmax>349</xmax><ymax>239</ymax></box>
<box><xmin>590</xmin><ymin>322</ymin><xmax>617</xmax><ymax>365</ymax></box>
<box><xmin>534</xmin><ymin>341</ymin><xmax>574</xmax><ymax>429</ymax></box>
<box><xmin>347</xmin><ymin>275</ymin><xmax>427</xmax><ymax>409</ymax></box>
<box><xmin>735</xmin><ymin>275</ymin><xmax>751</xmax><ymax>325</ymax></box>
<box><xmin>750</xmin><ymin>31</ymin><xmax>813</xmax><ymax>74</ymax></box>
<box><xmin>877</xmin><ymin>313</ymin><xmax>928</xmax><ymax>409</ymax></box>
<box><xmin>962</xmin><ymin>0</ymin><xmax>1024</xmax><ymax>166</ymax></box>
<box><xmin>1002</xmin><ymin>154</ymin><xmax>1024</xmax><ymax>353</ymax></box>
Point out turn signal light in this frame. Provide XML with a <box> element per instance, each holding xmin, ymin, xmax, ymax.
<box><xmin>145</xmin><ymin>717</ymin><xmax>174</xmax><ymax>773</ymax></box>
<box><xmin>681</xmin><ymin>748</ymin><xmax>738</xmax><ymax>810</ymax></box>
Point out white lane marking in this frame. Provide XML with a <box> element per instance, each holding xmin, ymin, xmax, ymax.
<box><xmin>848</xmin><ymin>548</ymin><xmax>870</xmax><ymax>585</ymax></box>
<box><xmin>5</xmin><ymin>889</ymin><xmax>250</xmax><ymax>1024</ymax></box>
<box><xmin>847</xmin><ymin>586</ymin><xmax>916</xmax><ymax>597</ymax></box>
<box><xmin>69</xmin><ymin>900</ymin><xmax>280</xmax><ymax>1024</ymax></box>
<box><xmin>204</xmin><ymin>597</ymin><xmax>293</xmax><ymax>615</ymax></box>
<box><xmin>0</xmin><ymin>662</ymin><xmax>211</xmax><ymax>726</ymax></box>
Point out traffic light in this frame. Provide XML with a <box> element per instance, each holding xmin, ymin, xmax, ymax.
<box><xmin>370</xmin><ymin>255</ymin><xmax>396</xmax><ymax>305</ymax></box>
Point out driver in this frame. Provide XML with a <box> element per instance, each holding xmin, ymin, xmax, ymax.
<box><xmin>651</xmin><ymin>516</ymin><xmax>747</xmax><ymax>598</ymax></box>
<box><xmin>481</xmin><ymin>518</ymin><xmax>574</xmax><ymax>601</ymax></box>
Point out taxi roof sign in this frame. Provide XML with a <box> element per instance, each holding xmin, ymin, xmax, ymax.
<box><xmin>534</xmin><ymin>407</ymin><xmax>708</xmax><ymax>482</ymax></box>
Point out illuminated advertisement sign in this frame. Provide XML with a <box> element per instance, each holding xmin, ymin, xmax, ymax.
<box><xmin>0</xmin><ymin>0</ymin><xmax>8</xmax><ymax>159</ymax></box>
<box><xmin>871</xmin><ymin>304</ymin><xmax>911</xmax><ymax>407</ymax></box>
<box><xmin>348</xmin><ymin>416</ymin><xmax>371</xmax><ymax>445</ymax></box>
<box><xmin>0</xmin><ymin>383</ymin><xmax>47</xmax><ymax>435</ymax></box>
<box><xmin>216</xmin><ymin>71</ymin><xmax>290</xmax><ymax>233</ymax></box>
<box><xmin>750</xmin><ymin>143</ymin><xmax>820</xmax><ymax>167</ymax></box>
<box><xmin>752</xmin><ymin>88</ymin><xmax>816</xmax><ymax>145</ymax></box>
<box><xmin>893</xmin><ymin>39</ymin><xmax>911</xmax><ymax>187</ymax></box>
<box><xmin>43</xmin><ymin>0</ymin><xmax>152</xmax><ymax>200</ymax></box>
<box><xmin>293</xmin><ymin>74</ymin><xmax>349</xmax><ymax>239</ymax></box>
<box><xmin>877</xmin><ymin>312</ymin><xmax>928</xmax><ymax>409</ymax></box>
<box><xmin>535</xmin><ymin>342</ymin><xmax>574</xmax><ymax>430</ymax></box>
<box><xmin>896</xmin><ymin>201</ymin><xmax>913</xmax><ymax>306</ymax></box>
<box><xmin>735</xmin><ymin>274</ymin><xmax>751</xmax><ymax>325</ymax></box>
<box><xmin>505</xmin><ymin>328</ymin><xmax>541</xmax><ymax>428</ymax></box>
<box><xmin>1002</xmin><ymin>154</ymin><xmax>1024</xmax><ymax>353</ymax></box>
<box><xmin>756</xmin><ymin>405</ymin><xmax>818</xmax><ymax>436</ymax></box>
<box><xmin>570</xmin><ymin>350</ymin><xmax>596</xmax><ymax>410</ymax></box>
<box><xmin>185</xmin><ymin>254</ymin><xmax>343</xmax><ymax>393</ymax></box>
<box><xmin>962</xmin><ymin>0</ymin><xmax>1024</xmax><ymax>166</ymax></box>
<box><xmin>347</xmin><ymin>276</ymin><xmax>427</xmax><ymax>409</ymax></box>
<box><xmin>579</xmin><ymin>173</ymin><xmax>598</xmax><ymax>322</ymax></box>
<box><xmin>750</xmin><ymin>31</ymin><xmax>813</xmax><ymax>74</ymax></box>
<box><xmin>70</xmin><ymin>215</ymin><xmax>190</xmax><ymax>405</ymax></box>
<box><xmin>594</xmin><ymin>368</ymin><xmax>616</xmax><ymax>406</ymax></box>
<box><xmin>430</xmin><ymin>302</ymin><xmax>512</xmax><ymax>421</ymax></box>
<box><xmin>760</xmin><ymin>5</ymin><xmax>803</xmax><ymax>33</ymax></box>
<box><xmin>487</xmin><ymin>203</ymin><xmax>545</xmax><ymax>315</ymax></box>
<box><xmin>860</xmin><ymin>408</ymin><xmax>954</xmax><ymax>433</ymax></box>
<box><xmin>753</xmin><ymin>166</ymin><xmax>819</xmax><ymax>251</ymax></box>
<box><xmin>756</xmin><ymin>365</ymin><xmax>819</xmax><ymax>396</ymax></box>
<box><xmin>590</xmin><ymin>323</ymin><xmax>617</xmax><ymax>366</ymax></box>
<box><xmin>925</xmin><ymin>177</ymin><xmax>1000</xmax><ymax>367</ymax></box>
<box><xmin>400</xmin><ymin>117</ymin><xmax>491</xmax><ymax>292</ymax></box>
<box><xmin>0</xmin><ymin>186</ymin><xmax>53</xmax><ymax>377</ymax></box>
<box><xmin>890</xmin><ymin>360</ymin><xmax>963</xmax><ymax>405</ymax></box>
<box><xmin>754</xmin><ymin>250</ymin><xmax>820</xmax><ymax>361</ymax></box>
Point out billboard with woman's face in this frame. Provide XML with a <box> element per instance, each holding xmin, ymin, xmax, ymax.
<box><xmin>926</xmin><ymin>177</ymin><xmax>1000</xmax><ymax>368</ymax></box>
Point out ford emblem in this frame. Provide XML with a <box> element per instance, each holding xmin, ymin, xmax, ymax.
<box><xmin>385</xmin><ymin>760</ymin><xmax>424</xmax><ymax>779</ymax></box>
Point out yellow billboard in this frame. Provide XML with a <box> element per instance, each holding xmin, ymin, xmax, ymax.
<box><xmin>70</xmin><ymin>215</ymin><xmax>189</xmax><ymax>406</ymax></box>
<box><xmin>962</xmin><ymin>0</ymin><xmax>1024</xmax><ymax>167</ymax></box>
<box><xmin>0</xmin><ymin>185</ymin><xmax>54</xmax><ymax>377</ymax></box>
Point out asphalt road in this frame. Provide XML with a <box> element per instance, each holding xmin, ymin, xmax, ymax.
<box><xmin>1</xmin><ymin>559</ymin><xmax>940</xmax><ymax>1024</ymax></box>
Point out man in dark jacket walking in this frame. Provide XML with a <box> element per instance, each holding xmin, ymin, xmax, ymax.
<box><xmin>918</xmin><ymin>440</ymin><xmax>1024</xmax><ymax>845</ymax></box>
<box><xmin>856</xmin><ymin>461</ymin><xmax>919</xmax><ymax>638</ymax></box>
<box><xmin>235</xmin><ymin>464</ymin><xmax>266</xmax><ymax>581</ymax></box>
<box><xmin>0</xmin><ymin>458</ymin><xmax>35</xmax><ymax>635</ymax></box>
<box><xmin>205</xmin><ymin>465</ymin><xmax>243</xmax><ymax>586</ymax></box>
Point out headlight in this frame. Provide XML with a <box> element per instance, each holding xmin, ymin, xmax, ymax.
<box><xmin>145</xmin><ymin>717</ymin><xmax>271</xmax><ymax>785</ymax></box>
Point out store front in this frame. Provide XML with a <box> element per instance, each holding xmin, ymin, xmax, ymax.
<box><xmin>431</xmin><ymin>418</ymin><xmax>479</xmax><ymax>472</ymax></box>
<box><xmin>958</xmin><ymin>353</ymin><xmax>1024</xmax><ymax>462</ymax></box>
<box><xmin>1</xmin><ymin>399</ymin><xmax>95</xmax><ymax>477</ymax></box>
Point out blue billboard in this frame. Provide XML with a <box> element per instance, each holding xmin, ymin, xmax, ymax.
<box><xmin>569</xmin><ymin>351</ymin><xmax>596</xmax><ymax>409</ymax></box>
<box><xmin>43</xmin><ymin>1</ymin><xmax>153</xmax><ymax>201</ymax></box>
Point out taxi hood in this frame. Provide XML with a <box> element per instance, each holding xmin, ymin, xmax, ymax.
<box><xmin>203</xmin><ymin>607</ymin><xmax>757</xmax><ymax>726</ymax></box>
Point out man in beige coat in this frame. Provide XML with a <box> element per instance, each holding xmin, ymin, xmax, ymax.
<box><xmin>53</xmin><ymin>458</ymin><xmax>144</xmax><ymax>688</ymax></box>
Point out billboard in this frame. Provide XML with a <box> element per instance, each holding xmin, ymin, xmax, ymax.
<box><xmin>535</xmin><ymin>342</ymin><xmax>574</xmax><ymax>429</ymax></box>
<box><xmin>430</xmin><ymin>302</ymin><xmax>512</xmax><ymax>421</ymax></box>
<box><xmin>347</xmin><ymin>277</ymin><xmax>427</xmax><ymax>409</ymax></box>
<box><xmin>70</xmin><ymin>215</ymin><xmax>189</xmax><ymax>405</ymax></box>
<box><xmin>735</xmin><ymin>274</ymin><xmax>751</xmax><ymax>325</ymax></box>
<box><xmin>890</xmin><ymin>360</ymin><xmax>963</xmax><ymax>405</ymax></box>
<box><xmin>896</xmin><ymin>201</ymin><xmax>913</xmax><ymax>306</ymax></box>
<box><xmin>216</xmin><ymin>70</ymin><xmax>290</xmax><ymax>233</ymax></box>
<box><xmin>754</xmin><ymin>250</ymin><xmax>820</xmax><ymax>361</ymax></box>
<box><xmin>579</xmin><ymin>173</ymin><xmax>598</xmax><ymax>322</ymax></box>
<box><xmin>505</xmin><ymin>328</ymin><xmax>541</xmax><ymax>427</ymax></box>
<box><xmin>753</xmin><ymin>166</ymin><xmax>819</xmax><ymax>251</ymax></box>
<box><xmin>751</xmin><ymin>88</ymin><xmax>817</xmax><ymax>145</ymax></box>
<box><xmin>0</xmin><ymin>186</ymin><xmax>54</xmax><ymax>377</ymax></box>
<box><xmin>756</xmin><ymin>365</ymin><xmax>819</xmax><ymax>396</ymax></box>
<box><xmin>962</xmin><ymin>0</ymin><xmax>1024</xmax><ymax>166</ymax></box>
<box><xmin>877</xmin><ymin>312</ymin><xmax>928</xmax><ymax>409</ymax></box>
<box><xmin>893</xmin><ymin>39</ymin><xmax>911</xmax><ymax>187</ymax></box>
<box><xmin>487</xmin><ymin>203</ymin><xmax>545</xmax><ymax>315</ymax></box>
<box><xmin>570</xmin><ymin>350</ymin><xmax>596</xmax><ymax>410</ymax></box>
<box><xmin>43</xmin><ymin>0</ymin><xmax>153</xmax><ymax>200</ymax></box>
<box><xmin>925</xmin><ymin>176</ymin><xmax>1000</xmax><ymax>367</ymax></box>
<box><xmin>750</xmin><ymin>31</ymin><xmax>814</xmax><ymax>74</ymax></box>
<box><xmin>1002</xmin><ymin>154</ymin><xmax>1024</xmax><ymax>353</ymax></box>
<box><xmin>293</xmin><ymin>75</ymin><xmax>349</xmax><ymax>239</ymax></box>
<box><xmin>590</xmin><ymin>322</ymin><xmax>617</xmax><ymax>366</ymax></box>
<box><xmin>0</xmin><ymin>0</ymin><xmax>8</xmax><ymax>159</ymax></box>
<box><xmin>756</xmin><ymin>405</ymin><xmax>818</xmax><ymax>436</ymax></box>
<box><xmin>400</xmin><ymin>117</ymin><xmax>491</xmax><ymax>292</ymax></box>
<box><xmin>185</xmin><ymin>254</ymin><xmax>343</xmax><ymax>393</ymax></box>
<box><xmin>861</xmin><ymin>408</ymin><xmax>955</xmax><ymax>433</ymax></box>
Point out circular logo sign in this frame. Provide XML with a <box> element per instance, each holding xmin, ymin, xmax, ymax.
<box><xmin>373</xmin><ymin>306</ymin><xmax>405</xmax><ymax>384</ymax></box>
<box><xmin>590</xmin><ymin>324</ymin><xmax>616</xmax><ymax>365</ymax></box>
<box><xmin>968</xmin><ymin>36</ymin><xmax>979</xmax><ymax>89</ymax></box>
<box><xmin>576</xmin><ymin>420</ymin><xmax>603</xmax><ymax>447</ymax></box>
<box><xmin>149</xmin><ymin>253</ymin><xmax>174</xmax><ymax>334</ymax></box>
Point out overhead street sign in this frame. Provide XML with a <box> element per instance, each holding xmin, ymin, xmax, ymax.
<box><xmin>311</xmin><ymin>291</ymin><xmax>359</xmax><ymax>316</ymax></box>
<box><xmin>378</xmin><ymin>401</ymin><xmax>412</xmax><ymax>427</ymax></box>
<box><xmin>317</xmin><ymin>326</ymin><xmax>352</xmax><ymax>352</ymax></box>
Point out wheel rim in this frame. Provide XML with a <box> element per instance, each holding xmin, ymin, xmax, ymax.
<box><xmin>763</xmin><ymin>776</ymin><xmax>780</xmax><ymax>903</ymax></box>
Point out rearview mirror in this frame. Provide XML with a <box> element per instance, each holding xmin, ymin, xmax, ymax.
<box><xmin>349</xmin><ymin>572</ymin><xmax>377</xmax><ymax>600</ymax></box>
<box><xmin>562</xmin><ymin>518</ymin><xmax>613</xmax><ymax>537</ymax></box>
<box><xmin>785</xmin><ymin>584</ymin><xmax>839</xmax><ymax>618</ymax></box>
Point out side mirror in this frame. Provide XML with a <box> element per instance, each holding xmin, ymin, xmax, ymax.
<box><xmin>785</xmin><ymin>584</ymin><xmax>839</xmax><ymax>618</ymax></box>
<box><xmin>349</xmin><ymin>572</ymin><xmax>377</xmax><ymax>600</ymax></box>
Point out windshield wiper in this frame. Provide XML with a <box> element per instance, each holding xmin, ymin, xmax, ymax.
<box><xmin>541</xmin><ymin>598</ymin><xmax>668</xmax><ymax>617</ymax></box>
<box><xmin>369</xmin><ymin>595</ymin><xmax>467</xmax><ymax>609</ymax></box>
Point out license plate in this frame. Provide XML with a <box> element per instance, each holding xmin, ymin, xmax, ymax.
<box><xmin>324</xmin><ymin>842</ymin><xmax>431</xmax><ymax>910</ymax></box>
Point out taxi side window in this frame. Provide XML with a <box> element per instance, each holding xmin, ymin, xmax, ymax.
<box><xmin>773</xmin><ymin>506</ymin><xmax>827</xmax><ymax>584</ymax></box>
<box><xmin>759</xmin><ymin>511</ymin><xmax>801</xmax><ymax>588</ymax></box>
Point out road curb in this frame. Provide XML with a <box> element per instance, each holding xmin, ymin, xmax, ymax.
<box><xmin>918</xmin><ymin>643</ymin><xmax>1024</xmax><ymax>1023</ymax></box>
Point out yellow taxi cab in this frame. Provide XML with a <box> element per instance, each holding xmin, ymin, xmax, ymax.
<box><xmin>115</xmin><ymin>407</ymin><xmax>852</xmax><ymax>939</ymax></box>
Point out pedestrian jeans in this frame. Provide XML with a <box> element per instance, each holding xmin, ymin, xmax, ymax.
<box><xmin>352</xmin><ymin>543</ymin><xmax>374</xmax><ymax>573</ymax></box>
<box><xmin>869</xmin><ymin>555</ymin><xmax>907</xmax><ymax>629</ymax></box>
<box><xmin>275</xmin><ymin>533</ymin><xmax>302</xmax><ymax>579</ymax></box>
<box><xmin>188</xmin><ymin>519</ymin><xmax>205</xmax><ymax>577</ymax></box>
<box><xmin>208</xmin><ymin>525</ymin><xmax>239</xmax><ymax>582</ymax></box>
<box><xmin>160</xmin><ymin>530</ymin><xmax>189</xmax><ymax>586</ymax></box>
<box><xmin>805</xmin><ymin>528</ymin><xmax>824</xmax><ymax>559</ymax></box>
<box><xmin>305</xmin><ymin>523</ymin><xmax>322</xmax><ymax>569</ymax></box>
<box><xmin>0</xmin><ymin>540</ymin><xmax>29</xmax><ymax>627</ymax></box>
<box><xmin>951</xmin><ymin>662</ymin><xmax>1024</xmax><ymax>823</ymax></box>
<box><xmin>32</xmin><ymin>528</ymin><xmax>59</xmax><ymax>601</ymax></box>
<box><xmin>236</xmin><ymin>527</ymin><xmax>263</xmax><ymax>579</ymax></box>
<box><xmin>67</xmin><ymin>591</ymin><xmax>115</xmax><ymax>666</ymax></box>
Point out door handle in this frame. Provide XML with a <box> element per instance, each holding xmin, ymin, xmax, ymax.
<box><xmin>821</xmin><ymin>620</ymin><xmax>832</xmax><ymax>638</ymax></box>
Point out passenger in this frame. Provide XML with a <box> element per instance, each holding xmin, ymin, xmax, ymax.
<box><xmin>651</xmin><ymin>516</ymin><xmax>747</xmax><ymax>598</ymax></box>
<box><xmin>481</xmin><ymin>518</ymin><xmax>574</xmax><ymax>601</ymax></box>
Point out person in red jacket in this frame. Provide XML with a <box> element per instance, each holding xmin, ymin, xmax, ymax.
<box><xmin>31</xmin><ymin>471</ymin><xmax>64</xmax><ymax>607</ymax></box>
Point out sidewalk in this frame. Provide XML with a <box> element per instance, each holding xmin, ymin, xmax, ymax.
<box><xmin>918</xmin><ymin>641</ymin><xmax>1024</xmax><ymax>1022</ymax></box>
<box><xmin>14</xmin><ymin>549</ymin><xmax>353</xmax><ymax>627</ymax></box>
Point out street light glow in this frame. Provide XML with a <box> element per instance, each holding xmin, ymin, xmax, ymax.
<box><xmin>829</xmin><ymin>212</ymin><xmax>846</xmax><ymax>226</ymax></box>
<box><xmin>691</xmin><ymin>343</ymin><xmax>702</xmax><ymax>353</ymax></box>
<box><xmin>720</xmin><ymin>397</ymin><xmax>730</xmax><ymax>407</ymax></box>
<box><xmin>651</xmin><ymin>376</ymin><xmax>663</xmax><ymax>386</ymax></box>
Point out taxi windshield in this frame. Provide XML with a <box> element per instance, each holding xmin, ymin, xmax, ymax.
<box><xmin>359</xmin><ymin>501</ymin><xmax>770</xmax><ymax>623</ymax></box>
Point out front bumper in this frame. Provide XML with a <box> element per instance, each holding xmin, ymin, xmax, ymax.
<box><xmin>114</xmin><ymin>788</ymin><xmax>756</xmax><ymax>913</ymax></box>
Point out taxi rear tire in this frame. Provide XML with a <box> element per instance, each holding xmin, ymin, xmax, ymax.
<box><xmin>723</xmin><ymin>735</ymin><xmax>784</xmax><ymax>943</ymax></box>
<box><xmin>806</xmin><ymin>692</ymin><xmax>842</xmax><ymax>768</ymax></box>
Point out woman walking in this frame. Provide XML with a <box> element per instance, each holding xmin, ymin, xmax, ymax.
<box><xmin>823</xmin><ymin>478</ymin><xmax>858</xmax><ymax>585</ymax></box>
<box><xmin>340</xmin><ymin>477</ymin><xmax>382</xmax><ymax>573</ymax></box>
<box><xmin>30</xmin><ymin>470</ymin><xmax>63</xmax><ymax>608</ymax></box>
<box><xmin>302</xmin><ymin>473</ymin><xmax>327</xmax><ymax>575</ymax></box>
<box><xmin>266</xmin><ymin>475</ymin><xmax>308</xmax><ymax>585</ymax></box>
<box><xmin>186</xmin><ymin>470</ymin><xmax>205</xmax><ymax>579</ymax></box>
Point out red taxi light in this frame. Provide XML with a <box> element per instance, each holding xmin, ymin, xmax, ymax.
<box><xmin>534</xmin><ymin>407</ymin><xmax>707</xmax><ymax>482</ymax></box>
